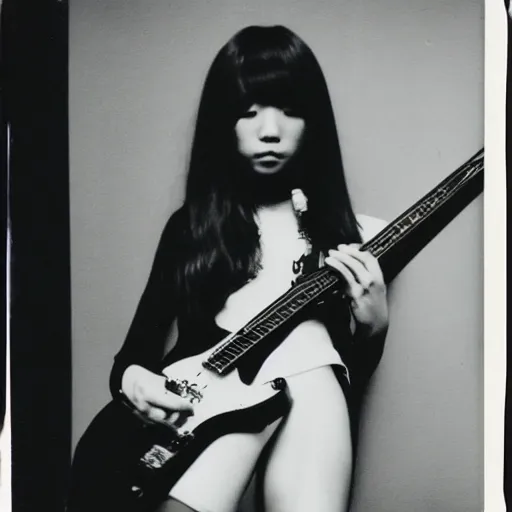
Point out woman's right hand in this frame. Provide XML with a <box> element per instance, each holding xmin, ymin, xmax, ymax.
<box><xmin>121</xmin><ymin>365</ymin><xmax>194</xmax><ymax>428</ymax></box>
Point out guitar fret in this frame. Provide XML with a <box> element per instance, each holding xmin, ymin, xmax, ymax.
<box><xmin>202</xmin><ymin>149</ymin><xmax>483</xmax><ymax>376</ymax></box>
<box><xmin>207</xmin><ymin>334</ymin><xmax>257</xmax><ymax>366</ymax></box>
<box><xmin>266</xmin><ymin>316</ymin><xmax>279</xmax><ymax>329</ymax></box>
<box><xmin>234</xmin><ymin>336</ymin><xmax>254</xmax><ymax>348</ymax></box>
<box><xmin>223</xmin><ymin>346</ymin><xmax>241</xmax><ymax>357</ymax></box>
<box><xmin>273</xmin><ymin>310</ymin><xmax>286</xmax><ymax>321</ymax></box>
<box><xmin>253</xmin><ymin>325</ymin><xmax>269</xmax><ymax>337</ymax></box>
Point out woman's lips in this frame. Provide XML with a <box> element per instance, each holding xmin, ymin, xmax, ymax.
<box><xmin>252</xmin><ymin>152</ymin><xmax>286</xmax><ymax>170</ymax></box>
<box><xmin>255</xmin><ymin>158</ymin><xmax>283</xmax><ymax>169</ymax></box>
<box><xmin>254</xmin><ymin>151</ymin><xmax>285</xmax><ymax>160</ymax></box>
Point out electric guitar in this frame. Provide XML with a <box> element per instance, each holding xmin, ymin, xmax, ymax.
<box><xmin>67</xmin><ymin>149</ymin><xmax>484</xmax><ymax>512</ymax></box>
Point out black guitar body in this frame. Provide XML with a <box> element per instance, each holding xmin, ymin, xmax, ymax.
<box><xmin>67</xmin><ymin>381</ymin><xmax>290</xmax><ymax>512</ymax></box>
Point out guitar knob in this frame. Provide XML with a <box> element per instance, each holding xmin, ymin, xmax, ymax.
<box><xmin>271</xmin><ymin>378</ymin><xmax>286</xmax><ymax>390</ymax></box>
<box><xmin>131</xmin><ymin>485</ymin><xmax>144</xmax><ymax>498</ymax></box>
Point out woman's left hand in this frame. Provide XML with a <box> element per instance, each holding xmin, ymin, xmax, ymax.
<box><xmin>325</xmin><ymin>244</ymin><xmax>388</xmax><ymax>338</ymax></box>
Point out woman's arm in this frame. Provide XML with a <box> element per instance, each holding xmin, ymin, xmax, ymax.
<box><xmin>108</xmin><ymin>211</ymin><xmax>182</xmax><ymax>400</ymax></box>
<box><xmin>325</xmin><ymin>214</ymin><xmax>389</xmax><ymax>392</ymax></box>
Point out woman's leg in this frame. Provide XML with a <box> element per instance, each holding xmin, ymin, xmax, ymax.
<box><xmin>158</xmin><ymin>422</ymin><xmax>280</xmax><ymax>512</ymax></box>
<box><xmin>259</xmin><ymin>366</ymin><xmax>353</xmax><ymax>512</ymax></box>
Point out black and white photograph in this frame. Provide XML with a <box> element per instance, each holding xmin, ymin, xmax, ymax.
<box><xmin>2</xmin><ymin>0</ymin><xmax>493</xmax><ymax>511</ymax></box>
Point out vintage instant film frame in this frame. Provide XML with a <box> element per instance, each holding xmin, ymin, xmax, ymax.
<box><xmin>0</xmin><ymin>1</ymin><xmax>507</xmax><ymax>510</ymax></box>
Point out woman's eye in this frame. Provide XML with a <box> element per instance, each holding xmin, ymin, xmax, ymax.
<box><xmin>282</xmin><ymin>107</ymin><xmax>299</xmax><ymax>117</ymax></box>
<box><xmin>239</xmin><ymin>110</ymin><xmax>257</xmax><ymax>119</ymax></box>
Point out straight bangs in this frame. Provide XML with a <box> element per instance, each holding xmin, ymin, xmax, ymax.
<box><xmin>228</xmin><ymin>25</ymin><xmax>316</xmax><ymax>118</ymax></box>
<box><xmin>236</xmin><ymin>58</ymin><xmax>308</xmax><ymax>117</ymax></box>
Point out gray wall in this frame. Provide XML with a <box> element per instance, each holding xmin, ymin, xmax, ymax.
<box><xmin>69</xmin><ymin>1</ymin><xmax>483</xmax><ymax>511</ymax></box>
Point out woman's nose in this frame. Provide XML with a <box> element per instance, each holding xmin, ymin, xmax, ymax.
<box><xmin>258</xmin><ymin>109</ymin><xmax>280</xmax><ymax>142</ymax></box>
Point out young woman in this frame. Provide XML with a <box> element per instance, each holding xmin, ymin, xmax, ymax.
<box><xmin>111</xmin><ymin>25</ymin><xmax>389</xmax><ymax>512</ymax></box>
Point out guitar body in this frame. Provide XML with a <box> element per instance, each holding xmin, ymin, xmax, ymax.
<box><xmin>67</xmin><ymin>347</ymin><xmax>291</xmax><ymax>512</ymax></box>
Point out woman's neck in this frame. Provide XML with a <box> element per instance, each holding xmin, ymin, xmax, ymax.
<box><xmin>255</xmin><ymin>197</ymin><xmax>300</xmax><ymax>233</ymax></box>
<box><xmin>256</xmin><ymin>197</ymin><xmax>293</xmax><ymax>213</ymax></box>
<box><xmin>238</xmin><ymin>160</ymin><xmax>303</xmax><ymax>207</ymax></box>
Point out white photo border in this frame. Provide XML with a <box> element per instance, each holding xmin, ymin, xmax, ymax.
<box><xmin>485</xmin><ymin>0</ymin><xmax>507</xmax><ymax>511</ymax></box>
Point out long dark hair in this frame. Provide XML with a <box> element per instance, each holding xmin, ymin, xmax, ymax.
<box><xmin>174</xmin><ymin>25</ymin><xmax>361</xmax><ymax>319</ymax></box>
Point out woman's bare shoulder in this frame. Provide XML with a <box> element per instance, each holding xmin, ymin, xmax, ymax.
<box><xmin>356</xmin><ymin>213</ymin><xmax>388</xmax><ymax>243</ymax></box>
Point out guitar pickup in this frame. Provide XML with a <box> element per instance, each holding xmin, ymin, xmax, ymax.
<box><xmin>140</xmin><ymin>431</ymin><xmax>195</xmax><ymax>470</ymax></box>
<box><xmin>140</xmin><ymin>444</ymin><xmax>174</xmax><ymax>470</ymax></box>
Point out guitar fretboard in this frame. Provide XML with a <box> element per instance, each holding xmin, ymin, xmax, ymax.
<box><xmin>202</xmin><ymin>149</ymin><xmax>484</xmax><ymax>376</ymax></box>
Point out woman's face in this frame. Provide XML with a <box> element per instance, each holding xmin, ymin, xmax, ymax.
<box><xmin>235</xmin><ymin>104</ymin><xmax>306</xmax><ymax>175</ymax></box>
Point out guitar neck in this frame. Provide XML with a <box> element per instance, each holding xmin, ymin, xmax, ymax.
<box><xmin>362</xmin><ymin>148</ymin><xmax>483</xmax><ymax>260</ymax></box>
<box><xmin>203</xmin><ymin>149</ymin><xmax>484</xmax><ymax>376</ymax></box>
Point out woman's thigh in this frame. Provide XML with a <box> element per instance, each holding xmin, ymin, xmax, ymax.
<box><xmin>158</xmin><ymin>421</ymin><xmax>279</xmax><ymax>512</ymax></box>
<box><xmin>259</xmin><ymin>366</ymin><xmax>353</xmax><ymax>512</ymax></box>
